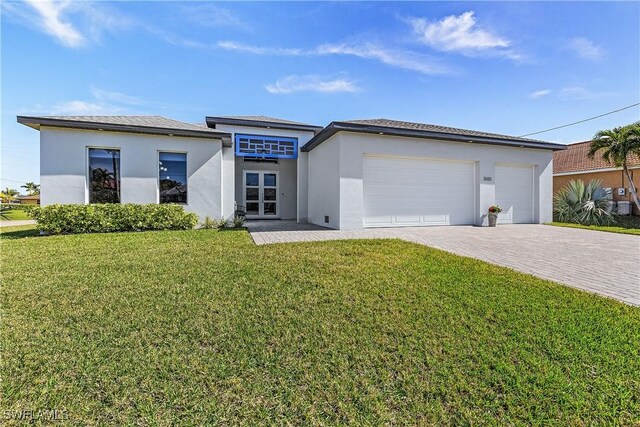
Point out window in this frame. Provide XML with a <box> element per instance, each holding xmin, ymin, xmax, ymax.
<box><xmin>159</xmin><ymin>152</ymin><xmax>187</xmax><ymax>204</ymax></box>
<box><xmin>88</xmin><ymin>148</ymin><xmax>120</xmax><ymax>203</ymax></box>
<box><xmin>235</xmin><ymin>134</ymin><xmax>298</xmax><ymax>159</ymax></box>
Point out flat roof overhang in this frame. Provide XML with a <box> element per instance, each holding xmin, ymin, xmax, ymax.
<box><xmin>17</xmin><ymin>116</ymin><xmax>232</xmax><ymax>146</ymax></box>
<box><xmin>206</xmin><ymin>116</ymin><xmax>324</xmax><ymax>134</ymax></box>
<box><xmin>301</xmin><ymin>121</ymin><xmax>568</xmax><ymax>152</ymax></box>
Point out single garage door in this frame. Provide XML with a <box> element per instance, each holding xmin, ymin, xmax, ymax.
<box><xmin>363</xmin><ymin>155</ymin><xmax>475</xmax><ymax>227</ymax></box>
<box><xmin>495</xmin><ymin>163</ymin><xmax>534</xmax><ymax>224</ymax></box>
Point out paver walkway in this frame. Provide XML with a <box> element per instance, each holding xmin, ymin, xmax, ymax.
<box><xmin>247</xmin><ymin>221</ymin><xmax>640</xmax><ymax>306</ymax></box>
<box><xmin>0</xmin><ymin>220</ymin><xmax>36</xmax><ymax>228</ymax></box>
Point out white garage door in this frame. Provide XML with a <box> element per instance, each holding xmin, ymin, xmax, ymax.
<box><xmin>363</xmin><ymin>155</ymin><xmax>475</xmax><ymax>227</ymax></box>
<box><xmin>495</xmin><ymin>163</ymin><xmax>534</xmax><ymax>224</ymax></box>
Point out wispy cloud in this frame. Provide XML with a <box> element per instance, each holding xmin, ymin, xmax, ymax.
<box><xmin>3</xmin><ymin>0</ymin><xmax>84</xmax><ymax>47</ymax></box>
<box><xmin>530</xmin><ymin>89</ymin><xmax>552</xmax><ymax>99</ymax></box>
<box><xmin>217</xmin><ymin>40</ymin><xmax>450</xmax><ymax>75</ymax></box>
<box><xmin>265</xmin><ymin>74</ymin><xmax>360</xmax><ymax>94</ymax></box>
<box><xmin>181</xmin><ymin>4</ymin><xmax>250</xmax><ymax>31</ymax></box>
<box><xmin>409</xmin><ymin>11</ymin><xmax>522</xmax><ymax>60</ymax></box>
<box><xmin>23</xmin><ymin>87</ymin><xmax>145</xmax><ymax>116</ymax></box>
<box><xmin>558</xmin><ymin>87</ymin><xmax>616</xmax><ymax>101</ymax></box>
<box><xmin>48</xmin><ymin>100</ymin><xmax>127</xmax><ymax>115</ymax></box>
<box><xmin>566</xmin><ymin>37</ymin><xmax>604</xmax><ymax>61</ymax></box>
<box><xmin>1</xmin><ymin>0</ymin><xmax>132</xmax><ymax>48</ymax></box>
<box><xmin>316</xmin><ymin>43</ymin><xmax>450</xmax><ymax>75</ymax></box>
<box><xmin>217</xmin><ymin>40</ymin><xmax>303</xmax><ymax>56</ymax></box>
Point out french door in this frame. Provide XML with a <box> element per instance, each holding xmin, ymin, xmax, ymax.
<box><xmin>243</xmin><ymin>171</ymin><xmax>278</xmax><ymax>218</ymax></box>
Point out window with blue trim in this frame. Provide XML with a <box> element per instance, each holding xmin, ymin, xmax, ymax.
<box><xmin>235</xmin><ymin>134</ymin><xmax>298</xmax><ymax>159</ymax></box>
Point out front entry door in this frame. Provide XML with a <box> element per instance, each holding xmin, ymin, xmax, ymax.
<box><xmin>243</xmin><ymin>171</ymin><xmax>278</xmax><ymax>218</ymax></box>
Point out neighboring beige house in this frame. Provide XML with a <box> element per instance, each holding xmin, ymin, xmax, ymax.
<box><xmin>18</xmin><ymin>194</ymin><xmax>40</xmax><ymax>205</ymax></box>
<box><xmin>553</xmin><ymin>141</ymin><xmax>640</xmax><ymax>215</ymax></box>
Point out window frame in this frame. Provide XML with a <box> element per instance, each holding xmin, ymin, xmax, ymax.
<box><xmin>157</xmin><ymin>150</ymin><xmax>188</xmax><ymax>205</ymax></box>
<box><xmin>234</xmin><ymin>133</ymin><xmax>298</xmax><ymax>159</ymax></box>
<box><xmin>86</xmin><ymin>146</ymin><xmax>122</xmax><ymax>204</ymax></box>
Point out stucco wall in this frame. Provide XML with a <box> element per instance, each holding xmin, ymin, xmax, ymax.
<box><xmin>554</xmin><ymin>168</ymin><xmax>640</xmax><ymax>215</ymax></box>
<box><xmin>233</xmin><ymin>157</ymin><xmax>297</xmax><ymax>219</ymax></box>
<box><xmin>40</xmin><ymin>127</ymin><xmax>224</xmax><ymax>220</ymax></box>
<box><xmin>307</xmin><ymin>132</ymin><xmax>554</xmax><ymax>230</ymax></box>
<box><xmin>213</xmin><ymin>124</ymin><xmax>316</xmax><ymax>221</ymax></box>
<box><xmin>307</xmin><ymin>135</ymin><xmax>341</xmax><ymax>228</ymax></box>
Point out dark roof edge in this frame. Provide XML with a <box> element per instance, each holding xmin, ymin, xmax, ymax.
<box><xmin>301</xmin><ymin>121</ymin><xmax>567</xmax><ymax>152</ymax></box>
<box><xmin>206</xmin><ymin>116</ymin><xmax>323</xmax><ymax>133</ymax></box>
<box><xmin>17</xmin><ymin>116</ymin><xmax>232</xmax><ymax>144</ymax></box>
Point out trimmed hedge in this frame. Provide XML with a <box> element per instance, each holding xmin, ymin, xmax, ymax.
<box><xmin>28</xmin><ymin>204</ymin><xmax>198</xmax><ymax>235</ymax></box>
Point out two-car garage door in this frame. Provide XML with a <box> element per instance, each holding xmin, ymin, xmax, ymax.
<box><xmin>363</xmin><ymin>156</ymin><xmax>534</xmax><ymax>227</ymax></box>
<box><xmin>363</xmin><ymin>156</ymin><xmax>475</xmax><ymax>227</ymax></box>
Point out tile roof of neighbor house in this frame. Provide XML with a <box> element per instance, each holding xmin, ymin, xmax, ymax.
<box><xmin>206</xmin><ymin>115</ymin><xmax>323</xmax><ymax>132</ymax></box>
<box><xmin>17</xmin><ymin>115</ymin><xmax>231</xmax><ymax>141</ymax></box>
<box><xmin>301</xmin><ymin>118</ymin><xmax>567</xmax><ymax>152</ymax></box>
<box><xmin>553</xmin><ymin>140</ymin><xmax>640</xmax><ymax>174</ymax></box>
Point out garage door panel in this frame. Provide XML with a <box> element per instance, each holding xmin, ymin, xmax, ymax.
<box><xmin>363</xmin><ymin>156</ymin><xmax>475</xmax><ymax>227</ymax></box>
<box><xmin>495</xmin><ymin>164</ymin><xmax>534</xmax><ymax>224</ymax></box>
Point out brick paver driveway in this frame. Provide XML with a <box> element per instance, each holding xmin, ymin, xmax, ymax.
<box><xmin>247</xmin><ymin>221</ymin><xmax>640</xmax><ymax>306</ymax></box>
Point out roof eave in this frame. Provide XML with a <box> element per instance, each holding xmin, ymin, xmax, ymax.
<box><xmin>206</xmin><ymin>116</ymin><xmax>323</xmax><ymax>133</ymax></box>
<box><xmin>301</xmin><ymin>122</ymin><xmax>567</xmax><ymax>152</ymax></box>
<box><xmin>17</xmin><ymin>116</ymin><xmax>232</xmax><ymax>146</ymax></box>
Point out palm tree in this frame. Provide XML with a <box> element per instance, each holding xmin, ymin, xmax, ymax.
<box><xmin>20</xmin><ymin>182</ymin><xmax>40</xmax><ymax>195</ymax></box>
<box><xmin>588</xmin><ymin>122</ymin><xmax>640</xmax><ymax>212</ymax></box>
<box><xmin>0</xmin><ymin>187</ymin><xmax>19</xmax><ymax>203</ymax></box>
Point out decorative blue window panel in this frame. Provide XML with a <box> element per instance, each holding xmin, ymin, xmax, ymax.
<box><xmin>235</xmin><ymin>134</ymin><xmax>298</xmax><ymax>159</ymax></box>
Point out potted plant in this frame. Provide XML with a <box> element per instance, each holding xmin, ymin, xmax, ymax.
<box><xmin>487</xmin><ymin>205</ymin><xmax>502</xmax><ymax>227</ymax></box>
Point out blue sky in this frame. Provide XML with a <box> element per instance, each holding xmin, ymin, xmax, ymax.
<box><xmin>2</xmin><ymin>1</ymin><xmax>639</xmax><ymax>188</ymax></box>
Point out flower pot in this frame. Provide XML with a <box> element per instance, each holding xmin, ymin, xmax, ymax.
<box><xmin>488</xmin><ymin>212</ymin><xmax>498</xmax><ymax>227</ymax></box>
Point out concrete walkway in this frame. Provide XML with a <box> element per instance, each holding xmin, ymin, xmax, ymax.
<box><xmin>0</xmin><ymin>219</ymin><xmax>36</xmax><ymax>228</ymax></box>
<box><xmin>247</xmin><ymin>221</ymin><xmax>640</xmax><ymax>306</ymax></box>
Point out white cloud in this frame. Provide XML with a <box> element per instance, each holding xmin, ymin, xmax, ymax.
<box><xmin>265</xmin><ymin>75</ymin><xmax>360</xmax><ymax>94</ymax></box>
<box><xmin>90</xmin><ymin>87</ymin><xmax>143</xmax><ymax>106</ymax></box>
<box><xmin>182</xmin><ymin>4</ymin><xmax>250</xmax><ymax>31</ymax></box>
<box><xmin>2</xmin><ymin>0</ymin><xmax>132</xmax><ymax>48</ymax></box>
<box><xmin>217</xmin><ymin>40</ymin><xmax>450</xmax><ymax>75</ymax></box>
<box><xmin>217</xmin><ymin>40</ymin><xmax>303</xmax><ymax>56</ymax></box>
<box><xmin>530</xmin><ymin>89</ymin><xmax>552</xmax><ymax>99</ymax></box>
<box><xmin>48</xmin><ymin>100</ymin><xmax>126</xmax><ymax>115</ymax></box>
<box><xmin>316</xmin><ymin>43</ymin><xmax>450</xmax><ymax>75</ymax></box>
<box><xmin>409</xmin><ymin>11</ymin><xmax>522</xmax><ymax>60</ymax></box>
<box><xmin>566</xmin><ymin>37</ymin><xmax>604</xmax><ymax>60</ymax></box>
<box><xmin>558</xmin><ymin>87</ymin><xmax>615</xmax><ymax>101</ymax></box>
<box><xmin>22</xmin><ymin>0</ymin><xmax>85</xmax><ymax>47</ymax></box>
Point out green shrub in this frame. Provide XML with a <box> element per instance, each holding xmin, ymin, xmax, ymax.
<box><xmin>215</xmin><ymin>217</ymin><xmax>228</xmax><ymax>230</ymax></box>
<box><xmin>200</xmin><ymin>216</ymin><xmax>217</xmax><ymax>229</ymax></box>
<box><xmin>554</xmin><ymin>179</ymin><xmax>614</xmax><ymax>226</ymax></box>
<box><xmin>232</xmin><ymin>215</ymin><xmax>245</xmax><ymax>228</ymax></box>
<box><xmin>28</xmin><ymin>204</ymin><xmax>198</xmax><ymax>235</ymax></box>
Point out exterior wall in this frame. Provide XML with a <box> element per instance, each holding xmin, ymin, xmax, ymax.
<box><xmin>213</xmin><ymin>124</ymin><xmax>316</xmax><ymax>221</ymax></box>
<box><xmin>308</xmin><ymin>132</ymin><xmax>554</xmax><ymax>230</ymax></box>
<box><xmin>307</xmin><ymin>134</ymin><xmax>341</xmax><ymax>228</ymax></box>
<box><xmin>233</xmin><ymin>157</ymin><xmax>297</xmax><ymax>219</ymax></box>
<box><xmin>40</xmin><ymin>127</ymin><xmax>224</xmax><ymax>220</ymax></box>
<box><xmin>554</xmin><ymin>168</ymin><xmax>640</xmax><ymax>215</ymax></box>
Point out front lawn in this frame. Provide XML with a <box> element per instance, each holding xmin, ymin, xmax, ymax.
<box><xmin>0</xmin><ymin>206</ymin><xmax>32</xmax><ymax>221</ymax></box>
<box><xmin>2</xmin><ymin>229</ymin><xmax>639</xmax><ymax>425</ymax></box>
<box><xmin>548</xmin><ymin>215</ymin><xmax>640</xmax><ymax>236</ymax></box>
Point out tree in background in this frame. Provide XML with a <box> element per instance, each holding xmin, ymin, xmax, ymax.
<box><xmin>589</xmin><ymin>122</ymin><xmax>640</xmax><ymax>212</ymax></box>
<box><xmin>0</xmin><ymin>187</ymin><xmax>19</xmax><ymax>203</ymax></box>
<box><xmin>21</xmin><ymin>182</ymin><xmax>40</xmax><ymax>195</ymax></box>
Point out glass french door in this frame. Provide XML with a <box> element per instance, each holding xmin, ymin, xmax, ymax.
<box><xmin>243</xmin><ymin>171</ymin><xmax>278</xmax><ymax>218</ymax></box>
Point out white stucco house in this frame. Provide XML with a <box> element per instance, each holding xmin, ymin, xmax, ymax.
<box><xmin>18</xmin><ymin>114</ymin><xmax>565</xmax><ymax>230</ymax></box>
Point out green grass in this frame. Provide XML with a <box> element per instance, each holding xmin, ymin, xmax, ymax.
<box><xmin>0</xmin><ymin>207</ymin><xmax>32</xmax><ymax>221</ymax></box>
<box><xmin>0</xmin><ymin>224</ymin><xmax>39</xmax><ymax>239</ymax></box>
<box><xmin>2</xmin><ymin>229</ymin><xmax>639</xmax><ymax>425</ymax></box>
<box><xmin>548</xmin><ymin>216</ymin><xmax>640</xmax><ymax>235</ymax></box>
